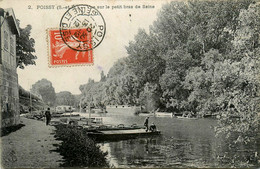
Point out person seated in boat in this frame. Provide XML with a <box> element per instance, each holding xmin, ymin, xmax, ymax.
<box><xmin>149</xmin><ymin>122</ymin><xmax>157</xmax><ymax>132</ymax></box>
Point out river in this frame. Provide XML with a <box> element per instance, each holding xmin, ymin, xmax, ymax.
<box><xmin>71</xmin><ymin>111</ymin><xmax>257</xmax><ymax>168</ymax></box>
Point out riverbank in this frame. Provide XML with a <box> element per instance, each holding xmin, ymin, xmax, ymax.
<box><xmin>1</xmin><ymin>117</ymin><xmax>63</xmax><ymax>168</ymax></box>
<box><xmin>54</xmin><ymin>124</ymin><xmax>109</xmax><ymax>167</ymax></box>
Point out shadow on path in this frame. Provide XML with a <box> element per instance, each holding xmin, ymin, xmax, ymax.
<box><xmin>1</xmin><ymin>124</ymin><xmax>25</xmax><ymax>137</ymax></box>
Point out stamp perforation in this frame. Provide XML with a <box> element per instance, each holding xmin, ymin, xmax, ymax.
<box><xmin>46</xmin><ymin>28</ymin><xmax>94</xmax><ymax>68</ymax></box>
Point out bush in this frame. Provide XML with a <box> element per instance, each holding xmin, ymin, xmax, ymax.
<box><xmin>54</xmin><ymin>124</ymin><xmax>109</xmax><ymax>167</ymax></box>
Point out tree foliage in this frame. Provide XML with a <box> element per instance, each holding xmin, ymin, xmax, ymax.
<box><xmin>56</xmin><ymin>91</ymin><xmax>76</xmax><ymax>106</ymax></box>
<box><xmin>79</xmin><ymin>2</ymin><xmax>259</xmax><ymax>164</ymax></box>
<box><xmin>31</xmin><ymin>79</ymin><xmax>56</xmax><ymax>106</ymax></box>
<box><xmin>16</xmin><ymin>20</ymin><xmax>37</xmax><ymax>69</ymax></box>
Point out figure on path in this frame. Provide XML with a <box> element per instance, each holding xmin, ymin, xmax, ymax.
<box><xmin>45</xmin><ymin>107</ymin><xmax>51</xmax><ymax>125</ymax></box>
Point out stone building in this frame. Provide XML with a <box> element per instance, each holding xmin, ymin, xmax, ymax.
<box><xmin>0</xmin><ymin>8</ymin><xmax>20</xmax><ymax>128</ymax></box>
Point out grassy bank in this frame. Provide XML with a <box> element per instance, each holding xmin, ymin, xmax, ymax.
<box><xmin>54</xmin><ymin>124</ymin><xmax>109</xmax><ymax>167</ymax></box>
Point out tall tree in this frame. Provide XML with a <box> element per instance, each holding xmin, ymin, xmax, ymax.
<box><xmin>16</xmin><ymin>20</ymin><xmax>37</xmax><ymax>69</ymax></box>
<box><xmin>215</xmin><ymin>2</ymin><xmax>259</xmax><ymax>145</ymax></box>
<box><xmin>159</xmin><ymin>47</ymin><xmax>195</xmax><ymax>110</ymax></box>
<box><xmin>56</xmin><ymin>91</ymin><xmax>76</xmax><ymax>106</ymax></box>
<box><xmin>31</xmin><ymin>79</ymin><xmax>56</xmax><ymax>106</ymax></box>
<box><xmin>100</xmin><ymin>70</ymin><xmax>106</xmax><ymax>82</ymax></box>
<box><xmin>126</xmin><ymin>29</ymin><xmax>165</xmax><ymax>86</ymax></box>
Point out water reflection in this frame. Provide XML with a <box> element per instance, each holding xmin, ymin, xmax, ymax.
<box><xmin>95</xmin><ymin>113</ymin><xmax>218</xmax><ymax>168</ymax></box>
<box><xmin>74</xmin><ymin>111</ymin><xmax>257</xmax><ymax>167</ymax></box>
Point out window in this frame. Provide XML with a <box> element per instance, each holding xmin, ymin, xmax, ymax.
<box><xmin>10</xmin><ymin>36</ymin><xmax>14</xmax><ymax>54</ymax></box>
<box><xmin>4</xmin><ymin>31</ymin><xmax>8</xmax><ymax>49</ymax></box>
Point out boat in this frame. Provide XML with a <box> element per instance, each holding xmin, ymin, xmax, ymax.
<box><xmin>55</xmin><ymin>105</ymin><xmax>75</xmax><ymax>113</ymax></box>
<box><xmin>52</xmin><ymin>112</ymin><xmax>80</xmax><ymax>118</ymax></box>
<box><xmin>138</xmin><ymin>113</ymin><xmax>154</xmax><ymax>117</ymax></box>
<box><xmin>83</xmin><ymin>123</ymin><xmax>142</xmax><ymax>131</ymax></box>
<box><xmin>154</xmin><ymin>112</ymin><xmax>174</xmax><ymax>117</ymax></box>
<box><xmin>79</xmin><ymin>117</ymin><xmax>103</xmax><ymax>124</ymax></box>
<box><xmin>177</xmin><ymin>116</ymin><xmax>198</xmax><ymax>119</ymax></box>
<box><xmin>106</xmin><ymin>105</ymin><xmax>141</xmax><ymax>114</ymax></box>
<box><xmin>91</xmin><ymin>108</ymin><xmax>107</xmax><ymax>114</ymax></box>
<box><xmin>176</xmin><ymin>111</ymin><xmax>198</xmax><ymax>119</ymax></box>
<box><xmin>87</xmin><ymin>128</ymin><xmax>161</xmax><ymax>141</ymax></box>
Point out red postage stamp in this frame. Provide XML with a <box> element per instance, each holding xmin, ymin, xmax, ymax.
<box><xmin>48</xmin><ymin>29</ymin><xmax>93</xmax><ymax>67</ymax></box>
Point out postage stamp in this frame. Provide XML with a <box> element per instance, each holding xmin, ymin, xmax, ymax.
<box><xmin>48</xmin><ymin>4</ymin><xmax>106</xmax><ymax>67</ymax></box>
<box><xmin>47</xmin><ymin>28</ymin><xmax>93</xmax><ymax>67</ymax></box>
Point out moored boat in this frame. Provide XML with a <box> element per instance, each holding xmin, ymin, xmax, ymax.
<box><xmin>154</xmin><ymin>112</ymin><xmax>174</xmax><ymax>117</ymax></box>
<box><xmin>55</xmin><ymin>105</ymin><xmax>75</xmax><ymax>113</ymax></box>
<box><xmin>176</xmin><ymin>116</ymin><xmax>198</xmax><ymax>120</ymax></box>
<box><xmin>177</xmin><ymin>111</ymin><xmax>198</xmax><ymax>119</ymax></box>
<box><xmin>87</xmin><ymin>128</ymin><xmax>161</xmax><ymax>141</ymax></box>
<box><xmin>92</xmin><ymin>108</ymin><xmax>107</xmax><ymax>114</ymax></box>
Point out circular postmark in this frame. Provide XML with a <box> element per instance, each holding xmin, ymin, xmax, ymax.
<box><xmin>59</xmin><ymin>4</ymin><xmax>106</xmax><ymax>51</ymax></box>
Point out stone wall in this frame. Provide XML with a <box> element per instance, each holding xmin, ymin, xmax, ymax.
<box><xmin>0</xmin><ymin>10</ymin><xmax>20</xmax><ymax>128</ymax></box>
<box><xmin>0</xmin><ymin>64</ymin><xmax>20</xmax><ymax>127</ymax></box>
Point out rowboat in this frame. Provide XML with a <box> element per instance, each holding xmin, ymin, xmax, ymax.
<box><xmin>138</xmin><ymin>112</ymin><xmax>154</xmax><ymax>117</ymax></box>
<box><xmin>87</xmin><ymin>128</ymin><xmax>161</xmax><ymax>141</ymax></box>
<box><xmin>83</xmin><ymin>123</ymin><xmax>143</xmax><ymax>131</ymax></box>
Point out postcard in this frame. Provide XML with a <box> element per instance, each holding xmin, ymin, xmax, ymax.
<box><xmin>0</xmin><ymin>0</ymin><xmax>259</xmax><ymax>168</ymax></box>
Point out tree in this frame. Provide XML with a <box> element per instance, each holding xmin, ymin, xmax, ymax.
<box><xmin>31</xmin><ymin>79</ymin><xmax>56</xmax><ymax>106</ymax></box>
<box><xmin>159</xmin><ymin>47</ymin><xmax>195</xmax><ymax>111</ymax></box>
<box><xmin>139</xmin><ymin>83</ymin><xmax>161</xmax><ymax>111</ymax></box>
<box><xmin>126</xmin><ymin>29</ymin><xmax>165</xmax><ymax>86</ymax></box>
<box><xmin>106</xmin><ymin>58</ymin><xmax>141</xmax><ymax>105</ymax></box>
<box><xmin>182</xmin><ymin>49</ymin><xmax>225</xmax><ymax>113</ymax></box>
<box><xmin>100</xmin><ymin>71</ymin><xmax>106</xmax><ymax>82</ymax></box>
<box><xmin>56</xmin><ymin>91</ymin><xmax>76</xmax><ymax>106</ymax></box>
<box><xmin>214</xmin><ymin>2</ymin><xmax>259</xmax><ymax>159</ymax></box>
<box><xmin>16</xmin><ymin>20</ymin><xmax>37</xmax><ymax>69</ymax></box>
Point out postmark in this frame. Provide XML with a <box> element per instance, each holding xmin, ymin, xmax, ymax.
<box><xmin>47</xmin><ymin>28</ymin><xmax>93</xmax><ymax>67</ymax></box>
<box><xmin>59</xmin><ymin>4</ymin><xmax>106</xmax><ymax>51</ymax></box>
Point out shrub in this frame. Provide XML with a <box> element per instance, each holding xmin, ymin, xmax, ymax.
<box><xmin>54</xmin><ymin>124</ymin><xmax>109</xmax><ymax>167</ymax></box>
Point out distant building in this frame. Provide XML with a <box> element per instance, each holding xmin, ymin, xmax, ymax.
<box><xmin>0</xmin><ymin>8</ymin><xmax>20</xmax><ymax>128</ymax></box>
<box><xmin>55</xmin><ymin>105</ymin><xmax>74</xmax><ymax>113</ymax></box>
<box><xmin>106</xmin><ymin>105</ymin><xmax>141</xmax><ymax>114</ymax></box>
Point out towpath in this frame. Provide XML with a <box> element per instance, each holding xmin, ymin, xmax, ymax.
<box><xmin>1</xmin><ymin>117</ymin><xmax>63</xmax><ymax>168</ymax></box>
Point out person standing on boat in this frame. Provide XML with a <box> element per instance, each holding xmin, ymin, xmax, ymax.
<box><xmin>45</xmin><ymin>107</ymin><xmax>51</xmax><ymax>125</ymax></box>
<box><xmin>144</xmin><ymin>117</ymin><xmax>149</xmax><ymax>132</ymax></box>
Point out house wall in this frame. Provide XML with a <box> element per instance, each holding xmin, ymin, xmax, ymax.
<box><xmin>0</xmin><ymin>13</ymin><xmax>20</xmax><ymax>128</ymax></box>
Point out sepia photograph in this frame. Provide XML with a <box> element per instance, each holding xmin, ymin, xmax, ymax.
<box><xmin>0</xmin><ymin>0</ymin><xmax>259</xmax><ymax>168</ymax></box>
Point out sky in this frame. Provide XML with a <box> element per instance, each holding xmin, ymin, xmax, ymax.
<box><xmin>1</xmin><ymin>0</ymin><xmax>168</xmax><ymax>94</ymax></box>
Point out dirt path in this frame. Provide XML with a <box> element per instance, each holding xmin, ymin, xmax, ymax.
<box><xmin>1</xmin><ymin>117</ymin><xmax>63</xmax><ymax>168</ymax></box>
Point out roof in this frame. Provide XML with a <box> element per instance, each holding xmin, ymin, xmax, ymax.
<box><xmin>0</xmin><ymin>8</ymin><xmax>20</xmax><ymax>36</ymax></box>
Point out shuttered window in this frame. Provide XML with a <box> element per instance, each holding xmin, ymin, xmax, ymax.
<box><xmin>4</xmin><ymin>31</ymin><xmax>8</xmax><ymax>49</ymax></box>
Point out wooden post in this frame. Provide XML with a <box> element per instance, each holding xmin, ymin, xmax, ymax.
<box><xmin>88</xmin><ymin>105</ymin><xmax>91</xmax><ymax>125</ymax></box>
<box><xmin>30</xmin><ymin>85</ymin><xmax>32</xmax><ymax>113</ymax></box>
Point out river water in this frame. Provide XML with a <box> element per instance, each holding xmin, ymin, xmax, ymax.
<box><xmin>72</xmin><ymin>111</ymin><xmax>257</xmax><ymax>168</ymax></box>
